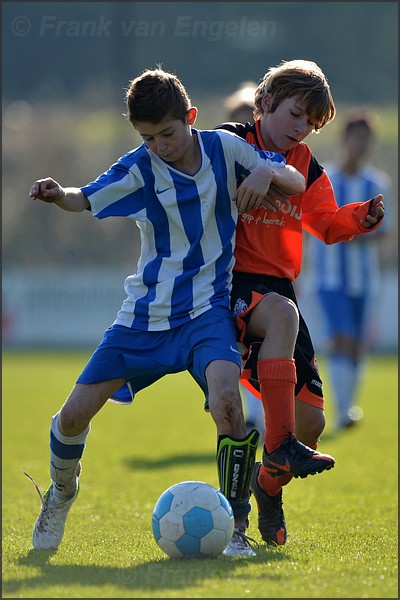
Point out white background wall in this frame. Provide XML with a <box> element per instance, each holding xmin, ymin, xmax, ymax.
<box><xmin>3</xmin><ymin>267</ymin><xmax>398</xmax><ymax>352</ymax></box>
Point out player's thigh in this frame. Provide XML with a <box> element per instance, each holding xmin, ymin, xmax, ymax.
<box><xmin>318</xmin><ymin>290</ymin><xmax>353</xmax><ymax>336</ymax></box>
<box><xmin>189</xmin><ymin>306</ymin><xmax>241</xmax><ymax>394</ymax></box>
<box><xmin>246</xmin><ymin>292</ymin><xmax>298</xmax><ymax>340</ymax></box>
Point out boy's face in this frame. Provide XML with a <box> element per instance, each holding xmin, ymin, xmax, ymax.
<box><xmin>260</xmin><ymin>95</ymin><xmax>318</xmax><ymax>153</ymax></box>
<box><xmin>344</xmin><ymin>126</ymin><xmax>372</xmax><ymax>162</ymax></box>
<box><xmin>134</xmin><ymin>110</ymin><xmax>197</xmax><ymax>165</ymax></box>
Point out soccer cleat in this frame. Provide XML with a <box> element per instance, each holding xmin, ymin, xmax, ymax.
<box><xmin>262</xmin><ymin>434</ymin><xmax>335</xmax><ymax>479</ymax></box>
<box><xmin>250</xmin><ymin>462</ymin><xmax>286</xmax><ymax>545</ymax></box>
<box><xmin>25</xmin><ymin>469</ymin><xmax>80</xmax><ymax>550</ymax></box>
<box><xmin>223</xmin><ymin>528</ymin><xmax>258</xmax><ymax>557</ymax></box>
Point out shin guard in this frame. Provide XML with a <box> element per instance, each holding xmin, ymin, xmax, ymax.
<box><xmin>216</xmin><ymin>428</ymin><xmax>259</xmax><ymax>518</ymax></box>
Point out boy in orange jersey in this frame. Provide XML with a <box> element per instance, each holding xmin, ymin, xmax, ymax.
<box><xmin>216</xmin><ymin>59</ymin><xmax>385</xmax><ymax>546</ymax></box>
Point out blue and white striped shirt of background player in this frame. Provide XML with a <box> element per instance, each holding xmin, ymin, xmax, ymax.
<box><xmin>82</xmin><ymin>128</ymin><xmax>286</xmax><ymax>331</ymax></box>
<box><xmin>308</xmin><ymin>162</ymin><xmax>391</xmax><ymax>299</ymax></box>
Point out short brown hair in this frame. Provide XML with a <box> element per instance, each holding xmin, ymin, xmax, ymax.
<box><xmin>254</xmin><ymin>59</ymin><xmax>336</xmax><ymax>131</ymax></box>
<box><xmin>125</xmin><ymin>68</ymin><xmax>192</xmax><ymax>125</ymax></box>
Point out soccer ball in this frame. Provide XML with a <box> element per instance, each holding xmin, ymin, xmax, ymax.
<box><xmin>152</xmin><ymin>480</ymin><xmax>234</xmax><ymax>558</ymax></box>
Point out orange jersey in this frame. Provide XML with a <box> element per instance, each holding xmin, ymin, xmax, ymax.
<box><xmin>218</xmin><ymin>120</ymin><xmax>379</xmax><ymax>280</ymax></box>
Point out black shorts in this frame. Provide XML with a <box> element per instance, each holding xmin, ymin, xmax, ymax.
<box><xmin>231</xmin><ymin>271</ymin><xmax>324</xmax><ymax>409</ymax></box>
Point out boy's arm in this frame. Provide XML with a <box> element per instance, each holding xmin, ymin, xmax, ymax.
<box><xmin>30</xmin><ymin>178</ymin><xmax>90</xmax><ymax>212</ymax></box>
<box><xmin>302</xmin><ymin>168</ymin><xmax>386</xmax><ymax>242</ymax></box>
<box><xmin>234</xmin><ymin>165</ymin><xmax>305</xmax><ymax>214</ymax></box>
<box><xmin>272</xmin><ymin>164</ymin><xmax>305</xmax><ymax>196</ymax></box>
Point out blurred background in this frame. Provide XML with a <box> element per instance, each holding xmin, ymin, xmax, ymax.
<box><xmin>3</xmin><ymin>1</ymin><xmax>398</xmax><ymax>351</ymax></box>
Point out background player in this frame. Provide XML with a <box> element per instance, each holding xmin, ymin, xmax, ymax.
<box><xmin>224</xmin><ymin>81</ymin><xmax>257</xmax><ymax>126</ymax></box>
<box><xmin>306</xmin><ymin>109</ymin><xmax>392</xmax><ymax>430</ymax></box>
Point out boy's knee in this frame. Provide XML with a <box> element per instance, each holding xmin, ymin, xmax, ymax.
<box><xmin>59</xmin><ymin>404</ymin><xmax>89</xmax><ymax>436</ymax></box>
<box><xmin>274</xmin><ymin>296</ymin><xmax>299</xmax><ymax>332</ymax></box>
<box><xmin>212</xmin><ymin>384</ymin><xmax>242</xmax><ymax>413</ymax></box>
<box><xmin>257</xmin><ymin>294</ymin><xmax>299</xmax><ymax>339</ymax></box>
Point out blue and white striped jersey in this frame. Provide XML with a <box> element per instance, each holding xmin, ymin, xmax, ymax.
<box><xmin>82</xmin><ymin>128</ymin><xmax>285</xmax><ymax>331</ymax></box>
<box><xmin>309</xmin><ymin>163</ymin><xmax>391</xmax><ymax>297</ymax></box>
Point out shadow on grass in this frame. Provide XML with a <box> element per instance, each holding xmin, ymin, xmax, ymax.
<box><xmin>123</xmin><ymin>452</ymin><xmax>215</xmax><ymax>470</ymax></box>
<box><xmin>4</xmin><ymin>546</ymin><xmax>290</xmax><ymax>595</ymax></box>
<box><xmin>319</xmin><ymin>424</ymin><xmax>362</xmax><ymax>443</ymax></box>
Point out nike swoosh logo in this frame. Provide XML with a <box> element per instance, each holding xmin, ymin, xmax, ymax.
<box><xmin>264</xmin><ymin>458</ymin><xmax>291</xmax><ymax>472</ymax></box>
<box><xmin>229</xmin><ymin>345</ymin><xmax>242</xmax><ymax>355</ymax></box>
<box><xmin>156</xmin><ymin>186</ymin><xmax>173</xmax><ymax>194</ymax></box>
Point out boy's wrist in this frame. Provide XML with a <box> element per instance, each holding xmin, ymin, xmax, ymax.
<box><xmin>54</xmin><ymin>187</ymin><xmax>66</xmax><ymax>205</ymax></box>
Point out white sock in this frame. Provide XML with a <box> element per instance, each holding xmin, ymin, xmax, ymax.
<box><xmin>328</xmin><ymin>354</ymin><xmax>357</xmax><ymax>425</ymax></box>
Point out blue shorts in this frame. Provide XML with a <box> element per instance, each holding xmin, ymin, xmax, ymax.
<box><xmin>76</xmin><ymin>305</ymin><xmax>242</xmax><ymax>403</ymax></box>
<box><xmin>318</xmin><ymin>290</ymin><xmax>369</xmax><ymax>339</ymax></box>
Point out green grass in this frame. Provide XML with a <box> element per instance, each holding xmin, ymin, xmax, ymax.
<box><xmin>2</xmin><ymin>351</ymin><xmax>398</xmax><ymax>598</ymax></box>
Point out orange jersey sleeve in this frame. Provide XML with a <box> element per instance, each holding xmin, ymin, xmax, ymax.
<box><xmin>301</xmin><ymin>169</ymin><xmax>379</xmax><ymax>244</ymax></box>
<box><xmin>217</xmin><ymin>120</ymin><xmax>383</xmax><ymax>280</ymax></box>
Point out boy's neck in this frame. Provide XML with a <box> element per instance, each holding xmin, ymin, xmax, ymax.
<box><xmin>341</xmin><ymin>157</ymin><xmax>363</xmax><ymax>175</ymax></box>
<box><xmin>170</xmin><ymin>132</ymin><xmax>201</xmax><ymax>175</ymax></box>
<box><xmin>257</xmin><ymin>118</ymin><xmax>280</xmax><ymax>153</ymax></box>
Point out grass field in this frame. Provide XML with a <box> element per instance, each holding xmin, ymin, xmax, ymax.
<box><xmin>2</xmin><ymin>351</ymin><xmax>398</xmax><ymax>598</ymax></box>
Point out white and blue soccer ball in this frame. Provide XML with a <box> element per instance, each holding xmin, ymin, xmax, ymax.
<box><xmin>152</xmin><ymin>480</ymin><xmax>234</xmax><ymax>558</ymax></box>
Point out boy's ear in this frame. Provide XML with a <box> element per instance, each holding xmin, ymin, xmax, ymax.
<box><xmin>186</xmin><ymin>107</ymin><xmax>198</xmax><ymax>125</ymax></box>
<box><xmin>261</xmin><ymin>93</ymin><xmax>272</xmax><ymax>113</ymax></box>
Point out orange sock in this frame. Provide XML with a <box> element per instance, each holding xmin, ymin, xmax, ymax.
<box><xmin>257</xmin><ymin>358</ymin><xmax>297</xmax><ymax>454</ymax></box>
<box><xmin>258</xmin><ymin>463</ymin><xmax>292</xmax><ymax>496</ymax></box>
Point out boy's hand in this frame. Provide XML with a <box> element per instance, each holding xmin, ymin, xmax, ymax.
<box><xmin>29</xmin><ymin>178</ymin><xmax>65</xmax><ymax>203</ymax></box>
<box><xmin>234</xmin><ymin>168</ymin><xmax>290</xmax><ymax>213</ymax></box>
<box><xmin>260</xmin><ymin>184</ymin><xmax>290</xmax><ymax>211</ymax></box>
<box><xmin>360</xmin><ymin>194</ymin><xmax>385</xmax><ymax>228</ymax></box>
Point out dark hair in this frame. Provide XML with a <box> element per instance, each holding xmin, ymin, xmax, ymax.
<box><xmin>125</xmin><ymin>68</ymin><xmax>192</xmax><ymax>125</ymax></box>
<box><xmin>343</xmin><ymin>109</ymin><xmax>376</xmax><ymax>138</ymax></box>
<box><xmin>254</xmin><ymin>59</ymin><xmax>336</xmax><ymax>131</ymax></box>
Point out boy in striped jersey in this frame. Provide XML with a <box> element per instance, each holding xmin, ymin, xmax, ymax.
<box><xmin>307</xmin><ymin>110</ymin><xmax>392</xmax><ymax>430</ymax></box>
<box><xmin>216</xmin><ymin>60</ymin><xmax>385</xmax><ymax>546</ymax></box>
<box><xmin>28</xmin><ymin>68</ymin><xmax>306</xmax><ymax>557</ymax></box>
